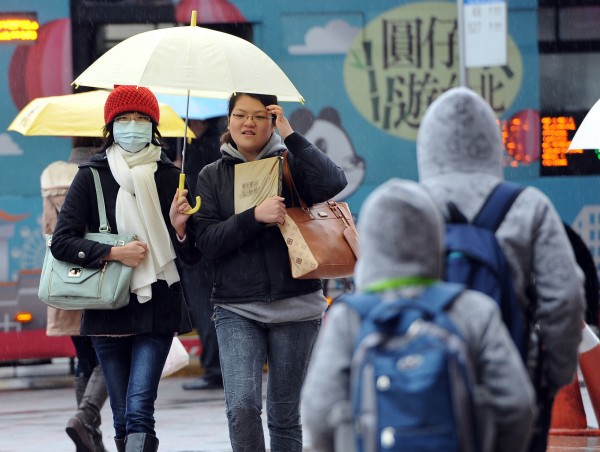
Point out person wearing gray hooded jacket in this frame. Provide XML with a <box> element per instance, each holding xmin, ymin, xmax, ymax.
<box><xmin>416</xmin><ymin>86</ymin><xmax>586</xmax><ymax>451</ymax></box>
<box><xmin>301</xmin><ymin>178</ymin><xmax>536</xmax><ymax>452</ymax></box>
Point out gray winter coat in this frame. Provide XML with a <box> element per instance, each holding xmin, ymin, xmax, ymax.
<box><xmin>301</xmin><ymin>179</ymin><xmax>536</xmax><ymax>452</ymax></box>
<box><xmin>416</xmin><ymin>87</ymin><xmax>585</xmax><ymax>394</ymax></box>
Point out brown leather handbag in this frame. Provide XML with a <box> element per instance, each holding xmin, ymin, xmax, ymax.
<box><xmin>278</xmin><ymin>152</ymin><xmax>359</xmax><ymax>279</ymax></box>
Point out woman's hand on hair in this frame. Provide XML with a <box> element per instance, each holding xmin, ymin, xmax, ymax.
<box><xmin>267</xmin><ymin>105</ymin><xmax>293</xmax><ymax>140</ymax></box>
<box><xmin>255</xmin><ymin>196</ymin><xmax>286</xmax><ymax>225</ymax></box>
<box><xmin>170</xmin><ymin>188</ymin><xmax>192</xmax><ymax>239</ymax></box>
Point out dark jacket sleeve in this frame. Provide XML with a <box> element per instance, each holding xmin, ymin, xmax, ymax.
<box><xmin>284</xmin><ymin>132</ymin><xmax>347</xmax><ymax>205</ymax></box>
<box><xmin>170</xmin><ymin>226</ymin><xmax>201</xmax><ymax>265</ymax></box>
<box><xmin>50</xmin><ymin>168</ymin><xmax>113</xmax><ymax>268</ymax></box>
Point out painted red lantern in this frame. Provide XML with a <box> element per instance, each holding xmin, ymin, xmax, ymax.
<box><xmin>9</xmin><ymin>18</ymin><xmax>72</xmax><ymax>111</ymax></box>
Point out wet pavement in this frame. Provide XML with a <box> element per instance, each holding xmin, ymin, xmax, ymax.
<box><xmin>1</xmin><ymin>358</ymin><xmax>600</xmax><ymax>451</ymax></box>
<box><xmin>0</xmin><ymin>358</ymin><xmax>285</xmax><ymax>452</ymax></box>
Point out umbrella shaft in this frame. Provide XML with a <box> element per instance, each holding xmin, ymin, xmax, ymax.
<box><xmin>181</xmin><ymin>90</ymin><xmax>191</xmax><ymax>170</ymax></box>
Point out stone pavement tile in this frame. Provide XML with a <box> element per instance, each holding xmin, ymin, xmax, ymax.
<box><xmin>3</xmin><ymin>370</ymin><xmax>600</xmax><ymax>451</ymax></box>
<box><xmin>548</xmin><ymin>436</ymin><xmax>600</xmax><ymax>451</ymax></box>
<box><xmin>0</xmin><ymin>386</ymin><xmax>79</xmax><ymax>452</ymax></box>
<box><xmin>0</xmin><ymin>371</ymin><xmax>315</xmax><ymax>451</ymax></box>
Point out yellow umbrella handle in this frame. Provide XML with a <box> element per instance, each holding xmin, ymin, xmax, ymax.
<box><xmin>179</xmin><ymin>173</ymin><xmax>201</xmax><ymax>214</ymax></box>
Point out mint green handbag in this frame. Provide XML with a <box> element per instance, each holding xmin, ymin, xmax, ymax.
<box><xmin>38</xmin><ymin>167</ymin><xmax>136</xmax><ymax>310</ymax></box>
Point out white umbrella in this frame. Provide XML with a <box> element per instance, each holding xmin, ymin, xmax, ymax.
<box><xmin>569</xmin><ymin>98</ymin><xmax>600</xmax><ymax>150</ymax></box>
<box><xmin>72</xmin><ymin>15</ymin><xmax>303</xmax><ymax>103</ymax></box>
<box><xmin>73</xmin><ymin>11</ymin><xmax>303</xmax><ymax>213</ymax></box>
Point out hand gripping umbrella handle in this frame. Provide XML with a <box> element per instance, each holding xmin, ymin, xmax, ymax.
<box><xmin>179</xmin><ymin>173</ymin><xmax>201</xmax><ymax>214</ymax></box>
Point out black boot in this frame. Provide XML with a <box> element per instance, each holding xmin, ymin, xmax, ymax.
<box><xmin>66</xmin><ymin>374</ymin><xmax>95</xmax><ymax>451</ymax></box>
<box><xmin>114</xmin><ymin>438</ymin><xmax>126</xmax><ymax>452</ymax></box>
<box><xmin>66</xmin><ymin>366</ymin><xmax>108</xmax><ymax>452</ymax></box>
<box><xmin>125</xmin><ymin>433</ymin><xmax>159</xmax><ymax>452</ymax></box>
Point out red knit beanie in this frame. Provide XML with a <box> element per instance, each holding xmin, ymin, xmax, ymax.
<box><xmin>104</xmin><ymin>85</ymin><xmax>160</xmax><ymax>124</ymax></box>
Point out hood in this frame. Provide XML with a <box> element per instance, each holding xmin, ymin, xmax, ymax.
<box><xmin>354</xmin><ymin>178</ymin><xmax>444</xmax><ymax>292</ymax></box>
<box><xmin>417</xmin><ymin>87</ymin><xmax>504</xmax><ymax>183</ymax></box>
<box><xmin>220</xmin><ymin>132</ymin><xmax>286</xmax><ymax>162</ymax></box>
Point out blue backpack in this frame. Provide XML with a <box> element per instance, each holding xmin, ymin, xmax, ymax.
<box><xmin>444</xmin><ymin>182</ymin><xmax>527</xmax><ymax>360</ymax></box>
<box><xmin>341</xmin><ymin>283</ymin><xmax>481</xmax><ymax>452</ymax></box>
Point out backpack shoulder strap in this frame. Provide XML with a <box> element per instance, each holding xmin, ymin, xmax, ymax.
<box><xmin>337</xmin><ymin>293</ymin><xmax>381</xmax><ymax>319</ymax></box>
<box><xmin>473</xmin><ymin>182</ymin><xmax>524</xmax><ymax>232</ymax></box>
<box><xmin>419</xmin><ymin>282</ymin><xmax>465</xmax><ymax>314</ymax></box>
<box><xmin>416</xmin><ymin>283</ymin><xmax>465</xmax><ymax>335</ymax></box>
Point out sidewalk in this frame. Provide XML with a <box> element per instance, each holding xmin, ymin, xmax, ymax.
<box><xmin>0</xmin><ymin>358</ymin><xmax>314</xmax><ymax>452</ymax></box>
<box><xmin>1</xmin><ymin>358</ymin><xmax>600</xmax><ymax>451</ymax></box>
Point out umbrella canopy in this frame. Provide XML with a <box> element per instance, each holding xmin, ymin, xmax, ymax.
<box><xmin>155</xmin><ymin>94</ymin><xmax>228</xmax><ymax>120</ymax></box>
<box><xmin>569</xmin><ymin>98</ymin><xmax>600</xmax><ymax>150</ymax></box>
<box><xmin>8</xmin><ymin>90</ymin><xmax>196</xmax><ymax>138</ymax></box>
<box><xmin>72</xmin><ymin>20</ymin><xmax>304</xmax><ymax>103</ymax></box>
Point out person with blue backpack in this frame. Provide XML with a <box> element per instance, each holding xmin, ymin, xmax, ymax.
<box><xmin>301</xmin><ymin>178</ymin><xmax>536</xmax><ymax>452</ymax></box>
<box><xmin>416</xmin><ymin>86</ymin><xmax>586</xmax><ymax>452</ymax></box>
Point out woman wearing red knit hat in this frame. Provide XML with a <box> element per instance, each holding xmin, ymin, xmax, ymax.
<box><xmin>50</xmin><ymin>85</ymin><xmax>196</xmax><ymax>452</ymax></box>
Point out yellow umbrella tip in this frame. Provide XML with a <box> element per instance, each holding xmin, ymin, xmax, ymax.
<box><xmin>191</xmin><ymin>10</ymin><xmax>197</xmax><ymax>27</ymax></box>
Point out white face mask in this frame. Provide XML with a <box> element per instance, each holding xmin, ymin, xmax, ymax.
<box><xmin>113</xmin><ymin>121</ymin><xmax>153</xmax><ymax>153</ymax></box>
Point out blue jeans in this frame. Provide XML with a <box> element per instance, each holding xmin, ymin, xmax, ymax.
<box><xmin>91</xmin><ymin>333</ymin><xmax>172</xmax><ymax>439</ymax></box>
<box><xmin>214</xmin><ymin>307</ymin><xmax>321</xmax><ymax>452</ymax></box>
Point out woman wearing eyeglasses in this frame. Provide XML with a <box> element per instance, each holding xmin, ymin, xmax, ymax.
<box><xmin>170</xmin><ymin>92</ymin><xmax>347</xmax><ymax>452</ymax></box>
<box><xmin>50</xmin><ymin>85</ymin><xmax>194</xmax><ymax>452</ymax></box>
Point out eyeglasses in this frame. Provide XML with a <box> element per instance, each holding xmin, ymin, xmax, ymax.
<box><xmin>114</xmin><ymin>114</ymin><xmax>152</xmax><ymax>124</ymax></box>
<box><xmin>230</xmin><ymin>113</ymin><xmax>274</xmax><ymax>123</ymax></box>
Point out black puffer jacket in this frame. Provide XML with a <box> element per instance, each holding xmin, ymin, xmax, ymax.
<box><xmin>194</xmin><ymin>132</ymin><xmax>347</xmax><ymax>304</ymax></box>
<box><xmin>50</xmin><ymin>152</ymin><xmax>193</xmax><ymax>335</ymax></box>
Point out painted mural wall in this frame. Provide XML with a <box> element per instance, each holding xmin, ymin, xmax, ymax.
<box><xmin>231</xmin><ymin>0</ymin><xmax>540</xmax><ymax>207</ymax></box>
<box><xmin>1</xmin><ymin>0</ymin><xmax>599</xmax><ymax>289</ymax></box>
<box><xmin>0</xmin><ymin>1</ymin><xmax>72</xmax><ymax>287</ymax></box>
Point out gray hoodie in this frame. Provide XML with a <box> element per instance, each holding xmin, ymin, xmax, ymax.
<box><xmin>302</xmin><ymin>179</ymin><xmax>536</xmax><ymax>452</ymax></box>
<box><xmin>417</xmin><ymin>87</ymin><xmax>585</xmax><ymax>394</ymax></box>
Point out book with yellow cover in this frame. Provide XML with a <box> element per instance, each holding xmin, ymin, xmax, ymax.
<box><xmin>234</xmin><ymin>156</ymin><xmax>283</xmax><ymax>214</ymax></box>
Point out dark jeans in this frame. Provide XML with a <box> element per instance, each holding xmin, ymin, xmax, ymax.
<box><xmin>71</xmin><ymin>335</ymin><xmax>99</xmax><ymax>378</ymax></box>
<box><xmin>179</xmin><ymin>258</ymin><xmax>221</xmax><ymax>382</ymax></box>
<box><xmin>92</xmin><ymin>333</ymin><xmax>172</xmax><ymax>439</ymax></box>
<box><xmin>214</xmin><ymin>306</ymin><xmax>321</xmax><ymax>452</ymax></box>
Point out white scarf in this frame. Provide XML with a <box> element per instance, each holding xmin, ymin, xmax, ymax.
<box><xmin>107</xmin><ymin>144</ymin><xmax>179</xmax><ymax>303</ymax></box>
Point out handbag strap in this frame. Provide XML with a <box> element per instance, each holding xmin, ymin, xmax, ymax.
<box><xmin>89</xmin><ymin>167</ymin><xmax>110</xmax><ymax>233</ymax></box>
<box><xmin>281</xmin><ymin>150</ymin><xmax>307</xmax><ymax>209</ymax></box>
